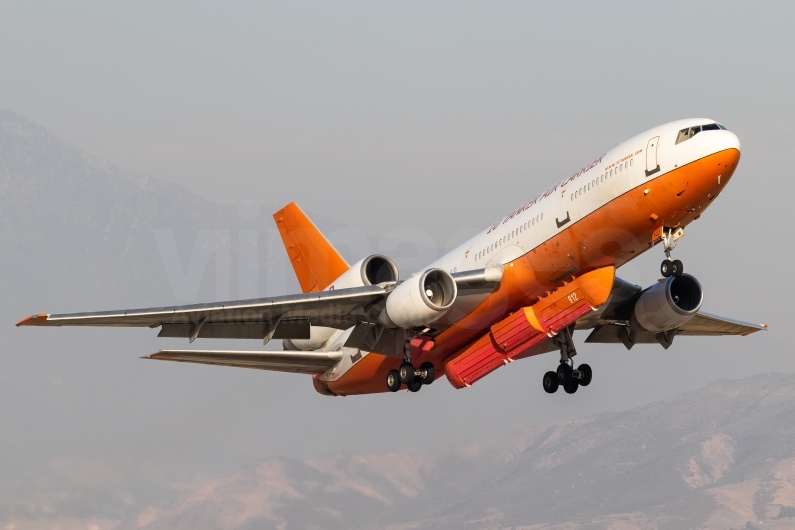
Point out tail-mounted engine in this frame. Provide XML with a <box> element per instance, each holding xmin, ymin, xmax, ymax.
<box><xmin>379</xmin><ymin>268</ymin><xmax>457</xmax><ymax>329</ymax></box>
<box><xmin>632</xmin><ymin>273</ymin><xmax>703</xmax><ymax>333</ymax></box>
<box><xmin>327</xmin><ymin>254</ymin><xmax>399</xmax><ymax>290</ymax></box>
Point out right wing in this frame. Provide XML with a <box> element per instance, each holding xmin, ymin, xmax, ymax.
<box><xmin>144</xmin><ymin>349</ymin><xmax>343</xmax><ymax>374</ymax></box>
<box><xmin>578</xmin><ymin>275</ymin><xmax>766</xmax><ymax>347</ymax></box>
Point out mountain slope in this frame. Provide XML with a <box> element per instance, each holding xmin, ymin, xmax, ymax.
<box><xmin>107</xmin><ymin>373</ymin><xmax>795</xmax><ymax>530</ymax></box>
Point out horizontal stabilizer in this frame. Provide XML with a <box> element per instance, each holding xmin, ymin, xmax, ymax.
<box><xmin>143</xmin><ymin>349</ymin><xmax>343</xmax><ymax>374</ymax></box>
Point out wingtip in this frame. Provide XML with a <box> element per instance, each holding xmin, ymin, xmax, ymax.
<box><xmin>16</xmin><ymin>314</ymin><xmax>50</xmax><ymax>327</ymax></box>
<box><xmin>142</xmin><ymin>351</ymin><xmax>178</xmax><ymax>360</ymax></box>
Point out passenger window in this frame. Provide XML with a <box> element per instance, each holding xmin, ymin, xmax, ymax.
<box><xmin>532</xmin><ymin>218</ymin><xmax>535</xmax><ymax>225</ymax></box>
<box><xmin>630</xmin><ymin>159</ymin><xmax>633</xmax><ymax>166</ymax></box>
<box><xmin>541</xmin><ymin>213</ymin><xmax>544</xmax><ymax>220</ymax></box>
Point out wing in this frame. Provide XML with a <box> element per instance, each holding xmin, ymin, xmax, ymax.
<box><xmin>144</xmin><ymin>349</ymin><xmax>343</xmax><ymax>374</ymax></box>
<box><xmin>676</xmin><ymin>311</ymin><xmax>767</xmax><ymax>336</ymax></box>
<box><xmin>577</xmin><ymin>275</ymin><xmax>766</xmax><ymax>347</ymax></box>
<box><xmin>16</xmin><ymin>284</ymin><xmax>392</xmax><ymax>341</ymax></box>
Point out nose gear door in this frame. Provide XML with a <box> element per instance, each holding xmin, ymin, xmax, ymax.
<box><xmin>645</xmin><ymin>136</ymin><xmax>660</xmax><ymax>176</ymax></box>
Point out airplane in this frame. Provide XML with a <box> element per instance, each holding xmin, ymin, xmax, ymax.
<box><xmin>17</xmin><ymin>119</ymin><xmax>767</xmax><ymax>396</ymax></box>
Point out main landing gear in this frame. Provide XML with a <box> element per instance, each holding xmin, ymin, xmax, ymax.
<box><xmin>543</xmin><ymin>363</ymin><xmax>592</xmax><ymax>394</ymax></box>
<box><xmin>543</xmin><ymin>324</ymin><xmax>592</xmax><ymax>395</ymax></box>
<box><xmin>386</xmin><ymin>332</ymin><xmax>435</xmax><ymax>392</ymax></box>
<box><xmin>386</xmin><ymin>362</ymin><xmax>435</xmax><ymax>392</ymax></box>
<box><xmin>660</xmin><ymin>227</ymin><xmax>685</xmax><ymax>278</ymax></box>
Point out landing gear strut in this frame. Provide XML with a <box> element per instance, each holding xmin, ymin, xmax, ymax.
<box><xmin>660</xmin><ymin>227</ymin><xmax>684</xmax><ymax>278</ymax></box>
<box><xmin>542</xmin><ymin>324</ymin><xmax>592</xmax><ymax>395</ymax></box>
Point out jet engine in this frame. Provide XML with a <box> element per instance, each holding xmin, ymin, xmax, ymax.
<box><xmin>632</xmin><ymin>274</ymin><xmax>703</xmax><ymax>333</ymax></box>
<box><xmin>379</xmin><ymin>268</ymin><xmax>457</xmax><ymax>329</ymax></box>
<box><xmin>327</xmin><ymin>254</ymin><xmax>399</xmax><ymax>290</ymax></box>
<box><xmin>284</xmin><ymin>255</ymin><xmax>399</xmax><ymax>351</ymax></box>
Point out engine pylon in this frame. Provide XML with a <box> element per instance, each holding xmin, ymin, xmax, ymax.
<box><xmin>444</xmin><ymin>266</ymin><xmax>615</xmax><ymax>388</ymax></box>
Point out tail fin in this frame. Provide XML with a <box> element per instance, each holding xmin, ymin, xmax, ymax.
<box><xmin>273</xmin><ymin>202</ymin><xmax>350</xmax><ymax>293</ymax></box>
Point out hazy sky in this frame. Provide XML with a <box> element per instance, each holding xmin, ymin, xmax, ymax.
<box><xmin>3</xmin><ymin>1</ymin><xmax>792</xmax><ymax>239</ymax></box>
<box><xmin>2</xmin><ymin>0</ymin><xmax>794</xmax><ymax>506</ymax></box>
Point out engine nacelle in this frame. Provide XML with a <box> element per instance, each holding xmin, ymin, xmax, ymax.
<box><xmin>326</xmin><ymin>254</ymin><xmax>399</xmax><ymax>290</ymax></box>
<box><xmin>633</xmin><ymin>273</ymin><xmax>703</xmax><ymax>333</ymax></box>
<box><xmin>283</xmin><ymin>326</ymin><xmax>339</xmax><ymax>351</ymax></box>
<box><xmin>379</xmin><ymin>268</ymin><xmax>457</xmax><ymax>329</ymax></box>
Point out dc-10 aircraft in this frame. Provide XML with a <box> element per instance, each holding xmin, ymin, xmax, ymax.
<box><xmin>18</xmin><ymin>119</ymin><xmax>767</xmax><ymax>396</ymax></box>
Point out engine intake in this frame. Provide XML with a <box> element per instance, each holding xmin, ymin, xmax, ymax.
<box><xmin>379</xmin><ymin>268</ymin><xmax>457</xmax><ymax>329</ymax></box>
<box><xmin>326</xmin><ymin>254</ymin><xmax>399</xmax><ymax>290</ymax></box>
<box><xmin>633</xmin><ymin>273</ymin><xmax>703</xmax><ymax>333</ymax></box>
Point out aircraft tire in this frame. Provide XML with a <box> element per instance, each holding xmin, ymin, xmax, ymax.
<box><xmin>556</xmin><ymin>363</ymin><xmax>573</xmax><ymax>384</ymax></box>
<box><xmin>420</xmin><ymin>362</ymin><xmax>435</xmax><ymax>384</ymax></box>
<box><xmin>399</xmin><ymin>362</ymin><xmax>415</xmax><ymax>385</ymax></box>
<box><xmin>386</xmin><ymin>369</ymin><xmax>401</xmax><ymax>392</ymax></box>
<box><xmin>563</xmin><ymin>379</ymin><xmax>579</xmax><ymax>394</ymax></box>
<box><xmin>661</xmin><ymin>259</ymin><xmax>673</xmax><ymax>278</ymax></box>
<box><xmin>408</xmin><ymin>379</ymin><xmax>422</xmax><ymax>393</ymax></box>
<box><xmin>543</xmin><ymin>371</ymin><xmax>559</xmax><ymax>394</ymax></box>
<box><xmin>672</xmin><ymin>259</ymin><xmax>683</xmax><ymax>278</ymax></box>
<box><xmin>578</xmin><ymin>364</ymin><xmax>592</xmax><ymax>386</ymax></box>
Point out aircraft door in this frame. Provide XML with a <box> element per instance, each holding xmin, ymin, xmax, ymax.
<box><xmin>645</xmin><ymin>136</ymin><xmax>660</xmax><ymax>176</ymax></box>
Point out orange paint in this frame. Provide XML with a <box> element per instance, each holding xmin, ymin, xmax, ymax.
<box><xmin>324</xmin><ymin>148</ymin><xmax>740</xmax><ymax>395</ymax></box>
<box><xmin>16</xmin><ymin>314</ymin><xmax>49</xmax><ymax>326</ymax></box>
<box><xmin>444</xmin><ymin>266</ymin><xmax>614</xmax><ymax>388</ymax></box>
<box><xmin>273</xmin><ymin>202</ymin><xmax>350</xmax><ymax>293</ymax></box>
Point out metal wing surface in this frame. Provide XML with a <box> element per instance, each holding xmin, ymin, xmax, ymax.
<box><xmin>144</xmin><ymin>349</ymin><xmax>343</xmax><ymax>374</ymax></box>
<box><xmin>17</xmin><ymin>285</ymin><xmax>390</xmax><ymax>341</ymax></box>
<box><xmin>676</xmin><ymin>311</ymin><xmax>767</xmax><ymax>336</ymax></box>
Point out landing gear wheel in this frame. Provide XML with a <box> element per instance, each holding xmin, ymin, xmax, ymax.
<box><xmin>661</xmin><ymin>259</ymin><xmax>673</xmax><ymax>278</ymax></box>
<box><xmin>386</xmin><ymin>369</ymin><xmax>401</xmax><ymax>392</ymax></box>
<box><xmin>577</xmin><ymin>364</ymin><xmax>592</xmax><ymax>387</ymax></box>
<box><xmin>563</xmin><ymin>379</ymin><xmax>579</xmax><ymax>394</ymax></box>
<box><xmin>543</xmin><ymin>371</ymin><xmax>559</xmax><ymax>394</ymax></box>
<box><xmin>408</xmin><ymin>379</ymin><xmax>422</xmax><ymax>393</ymax></box>
<box><xmin>419</xmin><ymin>362</ymin><xmax>435</xmax><ymax>385</ymax></box>
<box><xmin>672</xmin><ymin>259</ymin><xmax>683</xmax><ymax>278</ymax></box>
<box><xmin>398</xmin><ymin>362</ymin><xmax>415</xmax><ymax>385</ymax></box>
<box><xmin>556</xmin><ymin>363</ymin><xmax>573</xmax><ymax>384</ymax></box>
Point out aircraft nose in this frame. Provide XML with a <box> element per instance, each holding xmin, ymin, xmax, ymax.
<box><xmin>722</xmin><ymin>130</ymin><xmax>741</xmax><ymax>154</ymax></box>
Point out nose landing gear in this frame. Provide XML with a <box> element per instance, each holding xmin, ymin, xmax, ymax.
<box><xmin>660</xmin><ymin>227</ymin><xmax>685</xmax><ymax>278</ymax></box>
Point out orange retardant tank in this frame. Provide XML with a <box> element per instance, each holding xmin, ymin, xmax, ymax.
<box><xmin>444</xmin><ymin>266</ymin><xmax>615</xmax><ymax>389</ymax></box>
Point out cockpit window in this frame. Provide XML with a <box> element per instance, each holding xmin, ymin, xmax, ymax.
<box><xmin>675</xmin><ymin>123</ymin><xmax>726</xmax><ymax>144</ymax></box>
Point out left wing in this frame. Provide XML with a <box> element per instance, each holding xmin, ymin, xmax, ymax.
<box><xmin>16</xmin><ymin>285</ymin><xmax>392</xmax><ymax>341</ymax></box>
<box><xmin>144</xmin><ymin>349</ymin><xmax>343</xmax><ymax>374</ymax></box>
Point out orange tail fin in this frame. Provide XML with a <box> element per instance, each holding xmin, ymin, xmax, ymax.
<box><xmin>273</xmin><ymin>202</ymin><xmax>350</xmax><ymax>293</ymax></box>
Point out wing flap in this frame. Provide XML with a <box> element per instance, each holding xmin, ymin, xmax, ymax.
<box><xmin>144</xmin><ymin>349</ymin><xmax>343</xmax><ymax>374</ymax></box>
